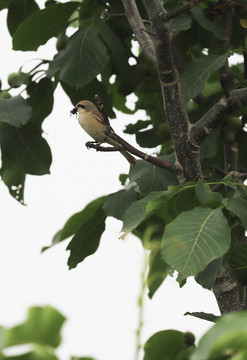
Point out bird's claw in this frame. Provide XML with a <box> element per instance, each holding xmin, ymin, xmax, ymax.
<box><xmin>85</xmin><ymin>141</ymin><xmax>101</xmax><ymax>150</ymax></box>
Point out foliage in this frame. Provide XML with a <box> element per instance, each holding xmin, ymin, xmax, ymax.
<box><xmin>1</xmin><ymin>0</ymin><xmax>247</xmax><ymax>358</ymax></box>
<box><xmin>1</xmin><ymin>306</ymin><xmax>247</xmax><ymax>360</ymax></box>
<box><xmin>0</xmin><ymin>305</ymin><xmax>95</xmax><ymax>360</ymax></box>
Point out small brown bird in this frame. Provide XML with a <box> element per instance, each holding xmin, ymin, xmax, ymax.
<box><xmin>71</xmin><ymin>100</ymin><xmax>137</xmax><ymax>166</ymax></box>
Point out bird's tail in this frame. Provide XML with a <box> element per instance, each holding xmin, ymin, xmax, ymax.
<box><xmin>120</xmin><ymin>150</ymin><xmax>137</xmax><ymax>166</ymax></box>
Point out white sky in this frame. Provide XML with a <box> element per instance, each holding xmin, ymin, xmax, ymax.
<box><xmin>0</xmin><ymin>3</ymin><xmax>219</xmax><ymax>360</ymax></box>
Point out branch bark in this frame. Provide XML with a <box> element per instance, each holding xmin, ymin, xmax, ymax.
<box><xmin>190</xmin><ymin>88</ymin><xmax>247</xmax><ymax>146</ymax></box>
<box><xmin>121</xmin><ymin>0</ymin><xmax>156</xmax><ymax>64</ymax></box>
<box><xmin>213</xmin><ymin>268</ymin><xmax>247</xmax><ymax>314</ymax></box>
<box><xmin>141</xmin><ymin>0</ymin><xmax>202</xmax><ymax>182</ymax></box>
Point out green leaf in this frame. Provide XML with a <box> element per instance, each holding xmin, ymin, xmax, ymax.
<box><xmin>103</xmin><ymin>188</ymin><xmax>137</xmax><ymax>220</ymax></box>
<box><xmin>230</xmin><ymin>238</ymin><xmax>247</xmax><ymax>285</ymax></box>
<box><xmin>144</xmin><ymin>330</ymin><xmax>187</xmax><ymax>360</ymax></box>
<box><xmin>191</xmin><ymin>312</ymin><xmax>247</xmax><ymax>360</ymax></box>
<box><xmin>0</xmin><ymin>153</ymin><xmax>25</xmax><ymax>204</ymax></box>
<box><xmin>184</xmin><ymin>312</ymin><xmax>219</xmax><ymax>323</ymax></box>
<box><xmin>3</xmin><ymin>306</ymin><xmax>65</xmax><ymax>349</ymax></box>
<box><xmin>0</xmin><ymin>349</ymin><xmax>59</xmax><ymax>360</ymax></box>
<box><xmin>124</xmin><ymin>120</ymin><xmax>151</xmax><ymax>135</ymax></box>
<box><xmin>121</xmin><ymin>191</ymin><xmax>167</xmax><ymax>234</ymax></box>
<box><xmin>44</xmin><ymin>197</ymin><xmax>106</xmax><ymax>251</ymax></box>
<box><xmin>147</xmin><ymin>249</ymin><xmax>169</xmax><ymax>299</ymax></box>
<box><xmin>122</xmin><ymin>183</ymin><xmax>198</xmax><ymax>234</ymax></box>
<box><xmin>196</xmin><ymin>181</ymin><xmax>223</xmax><ymax>208</ymax></box>
<box><xmin>0</xmin><ymin>96</ymin><xmax>32</xmax><ymax>127</ymax></box>
<box><xmin>58</xmin><ymin>22</ymin><xmax>108</xmax><ymax>87</ymax></box>
<box><xmin>12</xmin><ymin>2</ymin><xmax>79</xmax><ymax>51</ymax></box>
<box><xmin>7</xmin><ymin>0</ymin><xmax>39</xmax><ymax>36</ymax></box>
<box><xmin>223</xmin><ymin>176</ymin><xmax>237</xmax><ymax>189</ymax></box>
<box><xmin>240</xmin><ymin>19</ymin><xmax>247</xmax><ymax>29</ymax></box>
<box><xmin>195</xmin><ymin>257</ymin><xmax>222</xmax><ymax>290</ymax></box>
<box><xmin>27</xmin><ymin>78</ymin><xmax>54</xmax><ymax>126</ymax></box>
<box><xmin>191</xmin><ymin>6</ymin><xmax>224</xmax><ymax>40</ymax></box>
<box><xmin>226</xmin><ymin>198</ymin><xmax>247</xmax><ymax>229</ymax></box>
<box><xmin>67</xmin><ymin>200</ymin><xmax>107</xmax><ymax>269</ymax></box>
<box><xmin>129</xmin><ymin>155</ymin><xmax>177</xmax><ymax>195</ymax></box>
<box><xmin>162</xmin><ymin>207</ymin><xmax>231</xmax><ymax>278</ymax></box>
<box><xmin>136</xmin><ymin>128</ymin><xmax>163</xmax><ymax>148</ymax></box>
<box><xmin>171</xmin><ymin>12</ymin><xmax>192</xmax><ymax>33</ymax></box>
<box><xmin>0</xmin><ymin>0</ymin><xmax>11</xmax><ymax>10</ymax></box>
<box><xmin>181</xmin><ymin>52</ymin><xmax>232</xmax><ymax>103</ymax></box>
<box><xmin>200</xmin><ymin>127</ymin><xmax>220</xmax><ymax>159</ymax></box>
<box><xmin>0</xmin><ymin>123</ymin><xmax>52</xmax><ymax>175</ymax></box>
<box><xmin>97</xmin><ymin>19</ymin><xmax>133</xmax><ymax>78</ymax></box>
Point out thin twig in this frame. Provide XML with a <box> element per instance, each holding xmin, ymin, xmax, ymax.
<box><xmin>101</xmin><ymin>11</ymin><xmax>125</xmax><ymax>18</ymax></box>
<box><xmin>104</xmin><ymin>128</ymin><xmax>179</xmax><ymax>174</ymax></box>
<box><xmin>95</xmin><ymin>94</ymin><xmax>111</xmax><ymax>128</ymax></box>
<box><xmin>165</xmin><ymin>0</ymin><xmax>202</xmax><ymax>20</ymax></box>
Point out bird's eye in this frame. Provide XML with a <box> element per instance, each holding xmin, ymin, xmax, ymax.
<box><xmin>78</xmin><ymin>104</ymin><xmax>85</xmax><ymax>109</ymax></box>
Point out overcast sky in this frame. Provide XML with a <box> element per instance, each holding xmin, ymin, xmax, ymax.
<box><xmin>0</xmin><ymin>3</ymin><xmax>219</xmax><ymax>360</ymax></box>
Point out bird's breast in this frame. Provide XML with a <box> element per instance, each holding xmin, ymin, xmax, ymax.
<box><xmin>78</xmin><ymin>113</ymin><xmax>105</xmax><ymax>143</ymax></box>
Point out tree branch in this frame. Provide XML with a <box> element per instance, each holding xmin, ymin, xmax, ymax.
<box><xmin>142</xmin><ymin>0</ymin><xmax>203</xmax><ymax>182</ymax></box>
<box><xmin>103</xmin><ymin>128</ymin><xmax>180</xmax><ymax>174</ymax></box>
<box><xmin>121</xmin><ymin>0</ymin><xmax>156</xmax><ymax>64</ymax></box>
<box><xmin>190</xmin><ymin>88</ymin><xmax>247</xmax><ymax>146</ymax></box>
<box><xmin>164</xmin><ymin>0</ymin><xmax>202</xmax><ymax>20</ymax></box>
<box><xmin>213</xmin><ymin>268</ymin><xmax>247</xmax><ymax>314</ymax></box>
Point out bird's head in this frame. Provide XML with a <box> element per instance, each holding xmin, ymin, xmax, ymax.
<box><xmin>71</xmin><ymin>100</ymin><xmax>97</xmax><ymax>115</ymax></box>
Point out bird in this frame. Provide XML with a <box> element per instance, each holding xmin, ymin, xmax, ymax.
<box><xmin>71</xmin><ymin>100</ymin><xmax>137</xmax><ymax>166</ymax></box>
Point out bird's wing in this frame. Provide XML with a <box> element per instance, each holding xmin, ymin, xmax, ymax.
<box><xmin>92</xmin><ymin>111</ymin><xmax>115</xmax><ymax>133</ymax></box>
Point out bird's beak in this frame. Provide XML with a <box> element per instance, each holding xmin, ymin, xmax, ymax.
<box><xmin>70</xmin><ymin>106</ymin><xmax>78</xmax><ymax>115</ymax></box>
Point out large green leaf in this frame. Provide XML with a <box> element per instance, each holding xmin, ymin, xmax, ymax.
<box><xmin>0</xmin><ymin>123</ymin><xmax>52</xmax><ymax>175</ymax></box>
<box><xmin>230</xmin><ymin>239</ymin><xmax>247</xmax><ymax>285</ymax></box>
<box><xmin>0</xmin><ymin>0</ymin><xmax>11</xmax><ymax>10</ymax></box>
<box><xmin>44</xmin><ymin>197</ymin><xmax>106</xmax><ymax>251</ymax></box>
<box><xmin>0</xmin><ymin>153</ymin><xmax>25</xmax><ymax>204</ymax></box>
<box><xmin>67</xmin><ymin>200</ymin><xmax>107</xmax><ymax>269</ymax></box>
<box><xmin>144</xmin><ymin>330</ymin><xmax>188</xmax><ymax>360</ymax></box>
<box><xmin>195</xmin><ymin>257</ymin><xmax>222</xmax><ymax>290</ymax></box>
<box><xmin>135</xmin><ymin>128</ymin><xmax>164</xmax><ymax>148</ymax></box>
<box><xmin>0</xmin><ymin>96</ymin><xmax>32</xmax><ymax>127</ymax></box>
<box><xmin>184</xmin><ymin>312</ymin><xmax>219</xmax><ymax>323</ymax></box>
<box><xmin>162</xmin><ymin>207</ymin><xmax>231</xmax><ymax>278</ymax></box>
<box><xmin>122</xmin><ymin>183</ymin><xmax>198</xmax><ymax>235</ymax></box>
<box><xmin>0</xmin><ymin>348</ymin><xmax>58</xmax><ymax>360</ymax></box>
<box><xmin>191</xmin><ymin>6</ymin><xmax>224</xmax><ymax>40</ymax></box>
<box><xmin>129</xmin><ymin>156</ymin><xmax>177</xmax><ymax>195</ymax></box>
<box><xmin>195</xmin><ymin>181</ymin><xmax>223</xmax><ymax>208</ymax></box>
<box><xmin>58</xmin><ymin>22</ymin><xmax>108</xmax><ymax>87</ymax></box>
<box><xmin>191</xmin><ymin>312</ymin><xmax>247</xmax><ymax>360</ymax></box>
<box><xmin>147</xmin><ymin>249</ymin><xmax>169</xmax><ymax>299</ymax></box>
<box><xmin>27</xmin><ymin>78</ymin><xmax>54</xmax><ymax>126</ymax></box>
<box><xmin>97</xmin><ymin>19</ymin><xmax>133</xmax><ymax>78</ymax></box>
<box><xmin>180</xmin><ymin>52</ymin><xmax>232</xmax><ymax>103</ymax></box>
<box><xmin>103</xmin><ymin>188</ymin><xmax>137</xmax><ymax>220</ymax></box>
<box><xmin>2</xmin><ymin>306</ymin><xmax>65</xmax><ymax>349</ymax></box>
<box><xmin>12</xmin><ymin>2</ymin><xmax>79</xmax><ymax>51</ymax></box>
<box><xmin>7</xmin><ymin>0</ymin><xmax>39</xmax><ymax>36</ymax></box>
<box><xmin>226</xmin><ymin>198</ymin><xmax>247</xmax><ymax>230</ymax></box>
<box><xmin>122</xmin><ymin>191</ymin><xmax>167</xmax><ymax>234</ymax></box>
